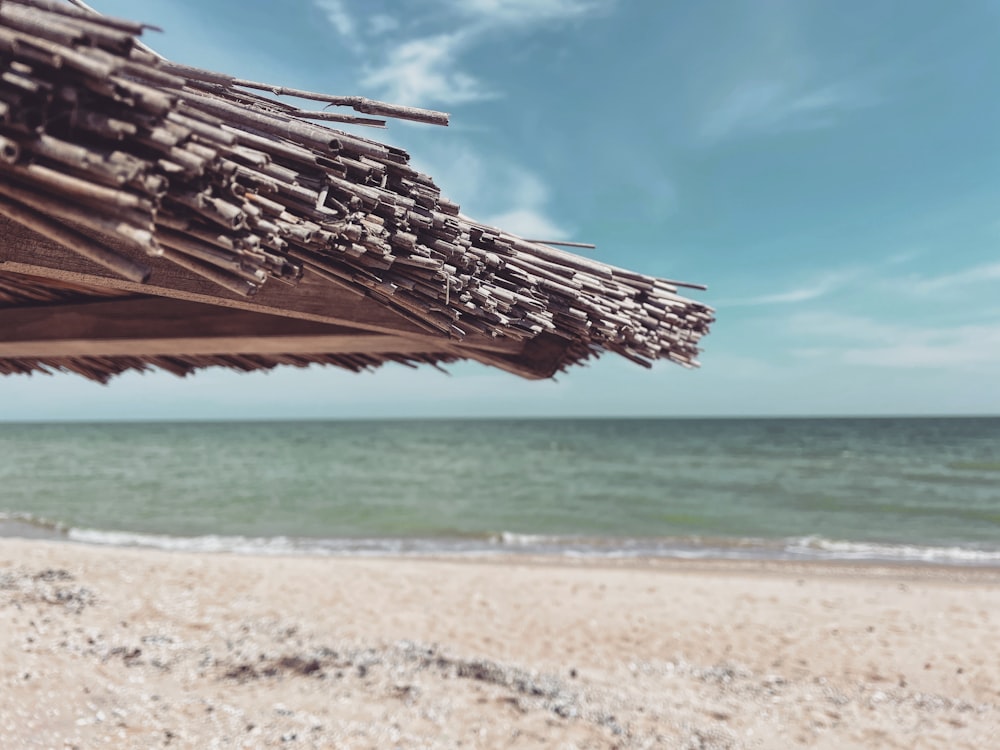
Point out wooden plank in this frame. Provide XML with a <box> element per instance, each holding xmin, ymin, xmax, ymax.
<box><xmin>0</xmin><ymin>335</ymin><xmax>446</xmax><ymax>358</ymax></box>
<box><xmin>0</xmin><ymin>296</ymin><xmax>380</xmax><ymax>340</ymax></box>
<box><xmin>0</xmin><ymin>294</ymin><xmax>573</xmax><ymax>377</ymax></box>
<box><xmin>465</xmin><ymin>333</ymin><xmax>572</xmax><ymax>381</ymax></box>
<box><xmin>0</xmin><ymin>218</ymin><xmax>580</xmax><ymax>376</ymax></box>
<box><xmin>0</xmin><ymin>296</ymin><xmax>452</xmax><ymax>357</ymax></box>
<box><xmin>0</xmin><ymin>216</ymin><xmax>523</xmax><ymax>354</ymax></box>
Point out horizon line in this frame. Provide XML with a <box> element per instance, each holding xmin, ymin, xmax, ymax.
<box><xmin>1</xmin><ymin>414</ymin><xmax>998</xmax><ymax>425</ymax></box>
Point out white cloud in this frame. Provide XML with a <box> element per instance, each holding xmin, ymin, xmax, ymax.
<box><xmin>789</xmin><ymin>312</ymin><xmax>1000</xmax><ymax>369</ymax></box>
<box><xmin>409</xmin><ymin>143</ymin><xmax>487</xmax><ymax>206</ymax></box>
<box><xmin>787</xmin><ymin>312</ymin><xmax>899</xmax><ymax>342</ymax></box>
<box><xmin>906</xmin><ymin>262</ymin><xmax>1000</xmax><ymax>293</ymax></box>
<box><xmin>410</xmin><ymin>144</ymin><xmax>567</xmax><ymax>236</ymax></box>
<box><xmin>453</xmin><ymin>0</ymin><xmax>607</xmax><ymax>24</ymax></box>
<box><xmin>314</xmin><ymin>0</ymin><xmax>355</xmax><ymax>38</ymax></box>
<box><xmin>482</xmin><ymin>166</ymin><xmax>569</xmax><ymax>239</ymax></box>
<box><xmin>484</xmin><ymin>208</ymin><xmax>567</xmax><ymax>239</ymax></box>
<box><xmin>693</xmin><ymin>1</ymin><xmax>877</xmax><ymax>145</ymax></box>
<box><xmin>419</xmin><ymin>153</ymin><xmax>569</xmax><ymax>240</ymax></box>
<box><xmin>313</xmin><ymin>0</ymin><xmax>365</xmax><ymax>54</ymax></box>
<box><xmin>700</xmin><ymin>80</ymin><xmax>870</xmax><ymax>143</ymax></box>
<box><xmin>342</xmin><ymin>0</ymin><xmax>610</xmax><ymax>107</ymax></box>
<box><xmin>723</xmin><ymin>270</ymin><xmax>855</xmax><ymax>307</ymax></box>
<box><xmin>728</xmin><ymin>283</ymin><xmax>829</xmax><ymax>306</ymax></box>
<box><xmin>498</xmin><ymin>166</ymin><xmax>547</xmax><ymax>207</ymax></box>
<box><xmin>841</xmin><ymin>323</ymin><xmax>1000</xmax><ymax>368</ymax></box>
<box><xmin>360</xmin><ymin>32</ymin><xmax>493</xmax><ymax>106</ymax></box>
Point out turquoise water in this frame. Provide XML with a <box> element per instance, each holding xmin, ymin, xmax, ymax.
<box><xmin>1</xmin><ymin>418</ymin><xmax>998</xmax><ymax>564</ymax></box>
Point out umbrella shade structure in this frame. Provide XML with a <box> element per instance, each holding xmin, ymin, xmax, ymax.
<box><xmin>0</xmin><ymin>0</ymin><xmax>714</xmax><ymax>383</ymax></box>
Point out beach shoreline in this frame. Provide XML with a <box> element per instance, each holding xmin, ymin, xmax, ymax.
<box><xmin>2</xmin><ymin>538</ymin><xmax>998</xmax><ymax>748</ymax></box>
<box><xmin>7</xmin><ymin>514</ymin><xmax>1000</xmax><ymax>570</ymax></box>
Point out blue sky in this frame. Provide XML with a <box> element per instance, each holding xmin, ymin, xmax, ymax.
<box><xmin>3</xmin><ymin>0</ymin><xmax>999</xmax><ymax>419</ymax></box>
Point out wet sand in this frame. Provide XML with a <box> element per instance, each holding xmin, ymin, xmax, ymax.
<box><xmin>1</xmin><ymin>538</ymin><xmax>998</xmax><ymax>748</ymax></box>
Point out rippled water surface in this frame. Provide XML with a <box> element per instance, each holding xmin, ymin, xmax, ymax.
<box><xmin>1</xmin><ymin>418</ymin><xmax>998</xmax><ymax>564</ymax></box>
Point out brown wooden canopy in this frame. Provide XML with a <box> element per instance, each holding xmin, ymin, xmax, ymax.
<box><xmin>0</xmin><ymin>0</ymin><xmax>713</xmax><ymax>383</ymax></box>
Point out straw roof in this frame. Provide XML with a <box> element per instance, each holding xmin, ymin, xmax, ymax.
<box><xmin>0</xmin><ymin>0</ymin><xmax>714</xmax><ymax>383</ymax></box>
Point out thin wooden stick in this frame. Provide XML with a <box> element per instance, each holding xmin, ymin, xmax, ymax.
<box><xmin>3</xmin><ymin>161</ymin><xmax>151</xmax><ymax>211</ymax></box>
<box><xmin>233</xmin><ymin>80</ymin><xmax>450</xmax><ymax>126</ymax></box>
<box><xmin>522</xmin><ymin>239</ymin><xmax>597</xmax><ymax>249</ymax></box>
<box><xmin>157</xmin><ymin>245</ymin><xmax>258</xmax><ymax>298</ymax></box>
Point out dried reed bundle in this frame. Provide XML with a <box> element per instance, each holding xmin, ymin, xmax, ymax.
<box><xmin>0</xmin><ymin>0</ymin><xmax>713</xmax><ymax>376</ymax></box>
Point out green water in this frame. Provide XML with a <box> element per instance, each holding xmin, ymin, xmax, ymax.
<box><xmin>0</xmin><ymin>418</ymin><xmax>998</xmax><ymax>563</ymax></box>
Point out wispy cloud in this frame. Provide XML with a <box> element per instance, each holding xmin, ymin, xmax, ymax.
<box><xmin>415</xmin><ymin>150</ymin><xmax>570</xmax><ymax>240</ymax></box>
<box><xmin>787</xmin><ymin>312</ymin><xmax>899</xmax><ymax>343</ymax></box>
<box><xmin>903</xmin><ymin>261</ymin><xmax>1000</xmax><ymax>293</ymax></box>
<box><xmin>789</xmin><ymin>312</ymin><xmax>1000</xmax><ymax>369</ymax></box>
<box><xmin>314</xmin><ymin>0</ymin><xmax>611</xmax><ymax>107</ymax></box>
<box><xmin>361</xmin><ymin>31</ymin><xmax>491</xmax><ymax>106</ymax></box>
<box><xmin>722</xmin><ymin>270</ymin><xmax>856</xmax><ymax>307</ymax></box>
<box><xmin>844</xmin><ymin>327</ymin><xmax>1000</xmax><ymax>368</ymax></box>
<box><xmin>483</xmin><ymin>208</ymin><xmax>567</xmax><ymax>240</ymax></box>
<box><xmin>700</xmin><ymin>80</ymin><xmax>872</xmax><ymax>143</ymax></box>
<box><xmin>491</xmin><ymin>168</ymin><xmax>569</xmax><ymax>240</ymax></box>
<box><xmin>314</xmin><ymin>0</ymin><xmax>354</xmax><ymax>36</ymax></box>
<box><xmin>453</xmin><ymin>0</ymin><xmax>609</xmax><ymax>24</ymax></box>
<box><xmin>693</xmin><ymin>0</ymin><xmax>877</xmax><ymax>145</ymax></box>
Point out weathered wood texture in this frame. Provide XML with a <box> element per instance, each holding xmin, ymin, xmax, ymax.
<box><xmin>2</xmin><ymin>216</ymin><xmax>448</xmax><ymax>338</ymax></box>
<box><xmin>0</xmin><ymin>293</ymin><xmax>560</xmax><ymax>378</ymax></box>
<box><xmin>0</xmin><ymin>297</ymin><xmax>442</xmax><ymax>356</ymax></box>
<box><xmin>0</xmin><ymin>263</ymin><xmax>562</xmax><ymax>380</ymax></box>
<box><xmin>0</xmin><ymin>268</ymin><xmax>130</xmax><ymax>306</ymax></box>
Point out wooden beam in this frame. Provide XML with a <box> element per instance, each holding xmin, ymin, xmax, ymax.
<box><xmin>0</xmin><ymin>218</ymin><xmax>578</xmax><ymax>377</ymax></box>
<box><xmin>1</xmin><ymin>296</ymin><xmax>390</xmax><ymax>341</ymax></box>
<box><xmin>0</xmin><ymin>296</ymin><xmax>452</xmax><ymax>358</ymax></box>
<box><xmin>465</xmin><ymin>333</ymin><xmax>572</xmax><ymax>381</ymax></box>
<box><xmin>0</xmin><ymin>217</ymin><xmax>521</xmax><ymax>354</ymax></box>
<box><xmin>0</xmin><ymin>335</ymin><xmax>447</xmax><ymax>358</ymax></box>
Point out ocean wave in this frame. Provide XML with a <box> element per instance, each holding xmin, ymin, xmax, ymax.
<box><xmin>67</xmin><ymin>529</ymin><xmax>301</xmax><ymax>555</ymax></box>
<box><xmin>3</xmin><ymin>521</ymin><xmax>998</xmax><ymax>567</ymax></box>
<box><xmin>488</xmin><ymin>532</ymin><xmax>772</xmax><ymax>559</ymax></box>
<box><xmin>65</xmin><ymin>529</ymin><xmax>491</xmax><ymax>556</ymax></box>
<box><xmin>784</xmin><ymin>535</ymin><xmax>1000</xmax><ymax>564</ymax></box>
<box><xmin>60</xmin><ymin>528</ymin><xmax>744</xmax><ymax>559</ymax></box>
<box><xmin>488</xmin><ymin>534</ymin><xmax>1000</xmax><ymax>565</ymax></box>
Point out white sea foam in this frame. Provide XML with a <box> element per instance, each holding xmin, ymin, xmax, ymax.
<box><xmin>784</xmin><ymin>536</ymin><xmax>1000</xmax><ymax>564</ymax></box>
<box><xmin>67</xmin><ymin>529</ymin><xmax>300</xmax><ymax>555</ymax></box>
<box><xmin>494</xmin><ymin>531</ymin><xmax>568</xmax><ymax>547</ymax></box>
<box><xmin>66</xmin><ymin>528</ymin><xmax>504</xmax><ymax>557</ymax></box>
<box><xmin>8</xmin><ymin>526</ymin><xmax>992</xmax><ymax>567</ymax></box>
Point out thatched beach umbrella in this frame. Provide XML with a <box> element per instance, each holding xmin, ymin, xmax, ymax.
<box><xmin>0</xmin><ymin>0</ymin><xmax>713</xmax><ymax>383</ymax></box>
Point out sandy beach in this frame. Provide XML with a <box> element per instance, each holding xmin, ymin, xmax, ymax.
<box><xmin>1</xmin><ymin>540</ymin><xmax>998</xmax><ymax>749</ymax></box>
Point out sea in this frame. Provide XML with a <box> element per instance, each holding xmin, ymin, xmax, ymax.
<box><xmin>1</xmin><ymin>417</ymin><xmax>998</xmax><ymax>566</ymax></box>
